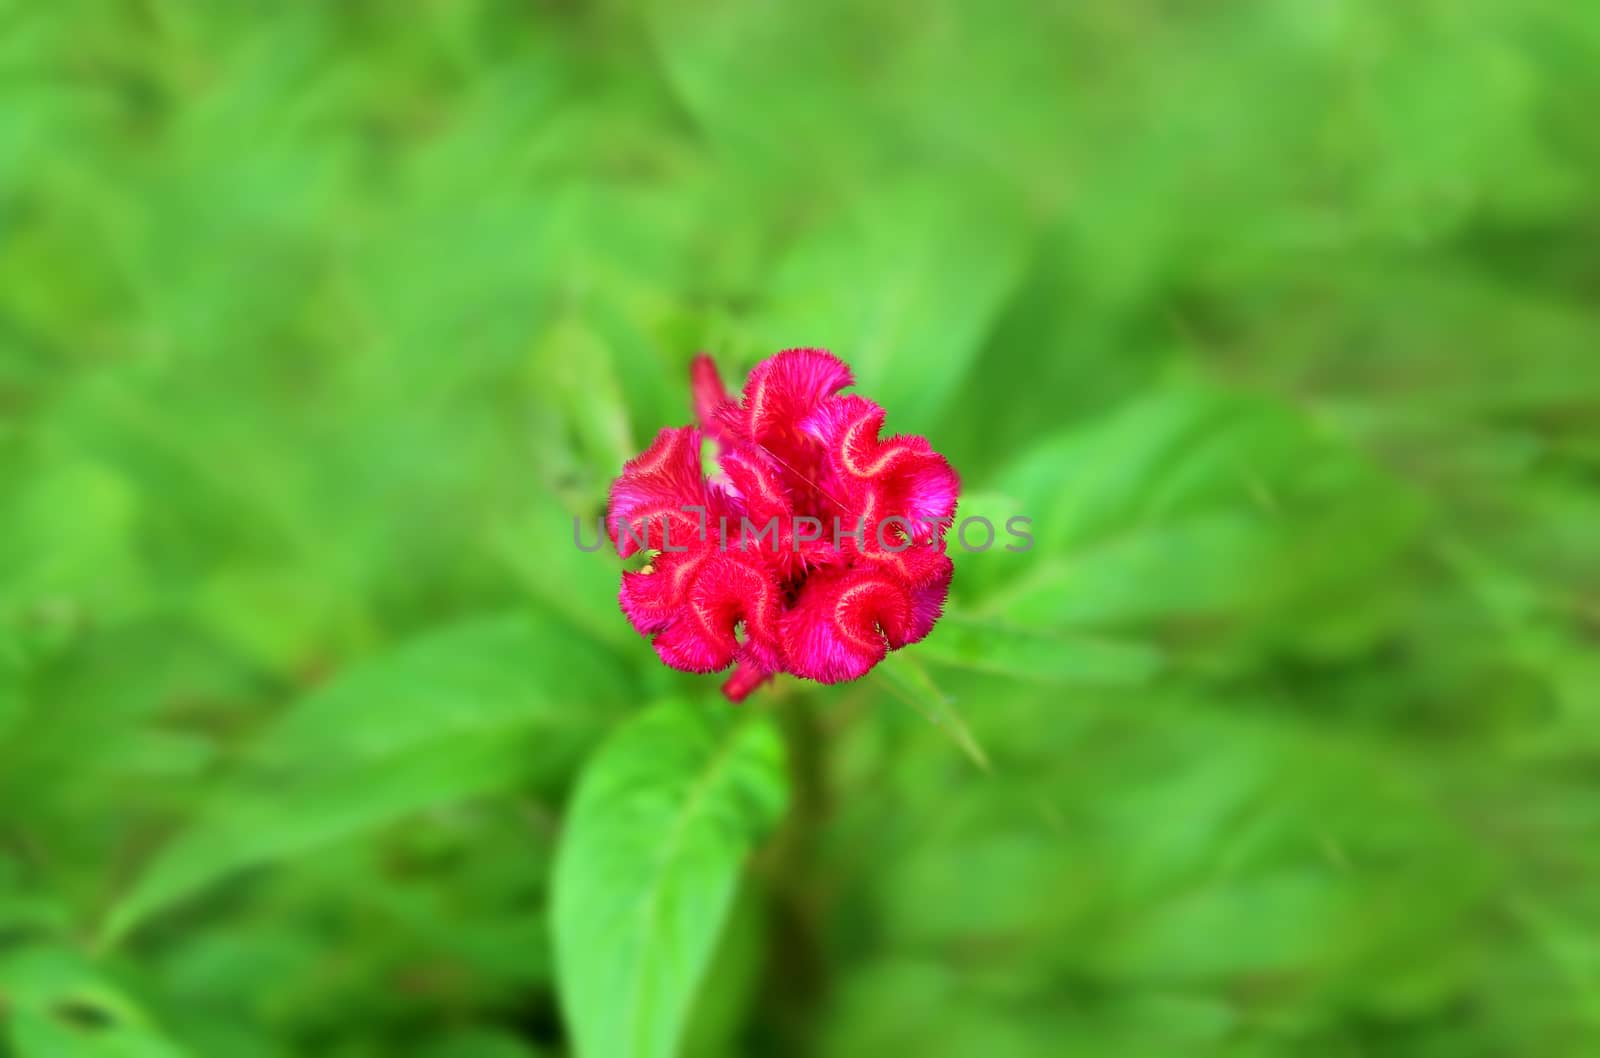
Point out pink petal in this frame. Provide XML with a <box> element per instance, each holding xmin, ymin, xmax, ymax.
<box><xmin>782</xmin><ymin>568</ymin><xmax>913</xmax><ymax>684</ymax></box>
<box><xmin>641</xmin><ymin>552</ymin><xmax>784</xmax><ymax>676</ymax></box>
<box><xmin>725</xmin><ymin>348</ymin><xmax>854</xmax><ymax>445</ymax></box>
<box><xmin>606</xmin><ymin>426</ymin><xmax>713</xmax><ymax>558</ymax></box>
<box><xmin>803</xmin><ymin>394</ymin><xmax>960</xmax><ymax>537</ymax></box>
<box><xmin>721</xmin><ymin>659</ymin><xmax>774</xmax><ymax>703</ymax></box>
<box><xmin>653</xmin><ymin>615</ymin><xmax>736</xmax><ymax>674</ymax></box>
<box><xmin>718</xmin><ymin>443</ymin><xmax>793</xmax><ymax>525</ymax></box>
<box><xmin>690</xmin><ymin>353</ymin><xmax>736</xmax><ymax>443</ymax></box>
<box><xmin>904</xmin><ymin>550</ymin><xmax>953</xmax><ymax>644</ymax></box>
<box><xmin>619</xmin><ymin>550</ymin><xmax>711</xmax><ymax>635</ymax></box>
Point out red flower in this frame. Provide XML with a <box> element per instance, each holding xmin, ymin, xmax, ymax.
<box><xmin>608</xmin><ymin>349</ymin><xmax>959</xmax><ymax>702</ymax></box>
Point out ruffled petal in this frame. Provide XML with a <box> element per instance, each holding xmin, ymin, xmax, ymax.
<box><xmin>903</xmin><ymin>549</ymin><xmax>953</xmax><ymax>644</ymax></box>
<box><xmin>859</xmin><ymin>537</ymin><xmax>950</xmax><ymax>594</ymax></box>
<box><xmin>720</xmin><ymin>442</ymin><xmax>834</xmax><ymax>578</ymax></box>
<box><xmin>718</xmin><ymin>443</ymin><xmax>793</xmax><ymax>526</ymax></box>
<box><xmin>802</xmin><ymin>394</ymin><xmax>960</xmax><ymax>538</ymax></box>
<box><xmin>619</xmin><ymin>549</ymin><xmax>711</xmax><ymax>635</ymax></box>
<box><xmin>629</xmin><ymin>551</ymin><xmax>784</xmax><ymax>676</ymax></box>
<box><xmin>606</xmin><ymin>426</ymin><xmax>713</xmax><ymax>558</ymax></box>
<box><xmin>691</xmin><ymin>353</ymin><xmax>736</xmax><ymax>444</ymax></box>
<box><xmin>781</xmin><ymin>567</ymin><xmax>914</xmax><ymax>684</ymax></box>
<box><xmin>719</xmin><ymin>348</ymin><xmax>854</xmax><ymax>446</ymax></box>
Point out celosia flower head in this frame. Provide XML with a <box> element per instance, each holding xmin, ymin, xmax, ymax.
<box><xmin>607</xmin><ymin>349</ymin><xmax>960</xmax><ymax>702</ymax></box>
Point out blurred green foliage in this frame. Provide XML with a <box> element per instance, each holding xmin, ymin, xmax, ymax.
<box><xmin>3</xmin><ymin>1</ymin><xmax>1600</xmax><ymax>1055</ymax></box>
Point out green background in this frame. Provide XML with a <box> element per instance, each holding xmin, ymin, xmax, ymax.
<box><xmin>3</xmin><ymin>1</ymin><xmax>1599</xmax><ymax>1055</ymax></box>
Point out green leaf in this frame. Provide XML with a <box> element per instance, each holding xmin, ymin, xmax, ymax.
<box><xmin>966</xmin><ymin>387</ymin><xmax>1424</xmax><ymax>655</ymax></box>
<box><xmin>552</xmin><ymin>699</ymin><xmax>788</xmax><ymax>1058</ymax></box>
<box><xmin>873</xmin><ymin>653</ymin><xmax>990</xmax><ymax>771</ymax></box>
<box><xmin>678</xmin><ymin>880</ymin><xmax>764</xmax><ymax>1058</ymax></box>
<box><xmin>0</xmin><ymin>947</ymin><xmax>192</xmax><ymax>1058</ymax></box>
<box><xmin>917</xmin><ymin>614</ymin><xmax>1163</xmax><ymax>687</ymax></box>
<box><xmin>100</xmin><ymin>612</ymin><xmax>628</xmax><ymax>944</ymax></box>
